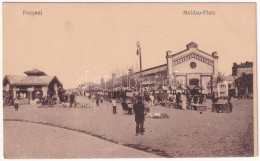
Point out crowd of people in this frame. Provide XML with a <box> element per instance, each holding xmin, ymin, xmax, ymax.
<box><xmin>10</xmin><ymin>89</ymin><xmax>233</xmax><ymax>135</ymax></box>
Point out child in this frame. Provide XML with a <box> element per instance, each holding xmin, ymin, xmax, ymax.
<box><xmin>112</xmin><ymin>98</ymin><xmax>117</xmax><ymax>114</ymax></box>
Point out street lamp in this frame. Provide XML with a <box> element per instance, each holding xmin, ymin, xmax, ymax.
<box><xmin>136</xmin><ymin>41</ymin><xmax>142</xmax><ymax>94</ymax></box>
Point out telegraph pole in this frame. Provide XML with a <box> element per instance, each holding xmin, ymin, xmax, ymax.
<box><xmin>136</xmin><ymin>41</ymin><xmax>142</xmax><ymax>94</ymax></box>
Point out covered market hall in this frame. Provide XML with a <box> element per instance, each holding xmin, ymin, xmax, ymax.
<box><xmin>3</xmin><ymin>69</ymin><xmax>62</xmax><ymax>105</ymax></box>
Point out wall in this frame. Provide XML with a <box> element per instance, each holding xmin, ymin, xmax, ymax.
<box><xmin>172</xmin><ymin>58</ymin><xmax>213</xmax><ymax>74</ymax></box>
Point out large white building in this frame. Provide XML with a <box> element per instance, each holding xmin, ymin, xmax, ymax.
<box><xmin>135</xmin><ymin>42</ymin><xmax>219</xmax><ymax>94</ymax></box>
<box><xmin>166</xmin><ymin>42</ymin><xmax>218</xmax><ymax>94</ymax></box>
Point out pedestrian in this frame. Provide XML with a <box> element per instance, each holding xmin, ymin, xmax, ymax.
<box><xmin>203</xmin><ymin>94</ymin><xmax>207</xmax><ymax>102</ymax></box>
<box><xmin>69</xmin><ymin>93</ymin><xmax>75</xmax><ymax>108</ymax></box>
<box><xmin>181</xmin><ymin>93</ymin><xmax>187</xmax><ymax>110</ymax></box>
<box><xmin>157</xmin><ymin>95</ymin><xmax>161</xmax><ymax>105</ymax></box>
<box><xmin>112</xmin><ymin>98</ymin><xmax>117</xmax><ymax>114</ymax></box>
<box><xmin>227</xmin><ymin>98</ymin><xmax>233</xmax><ymax>112</ymax></box>
<box><xmin>149</xmin><ymin>93</ymin><xmax>154</xmax><ymax>106</ymax></box>
<box><xmin>131</xmin><ymin>93</ymin><xmax>137</xmax><ymax>104</ymax></box>
<box><xmin>133</xmin><ymin>96</ymin><xmax>145</xmax><ymax>136</ymax></box>
<box><xmin>121</xmin><ymin>98</ymin><xmax>128</xmax><ymax>115</ymax></box>
<box><xmin>100</xmin><ymin>95</ymin><xmax>103</xmax><ymax>104</ymax></box>
<box><xmin>144</xmin><ymin>90</ymin><xmax>149</xmax><ymax>104</ymax></box>
<box><xmin>193</xmin><ymin>95</ymin><xmax>198</xmax><ymax>104</ymax></box>
<box><xmin>199</xmin><ymin>94</ymin><xmax>204</xmax><ymax>105</ymax></box>
<box><xmin>96</xmin><ymin>94</ymin><xmax>100</xmax><ymax>107</ymax></box>
<box><xmin>14</xmin><ymin>98</ymin><xmax>19</xmax><ymax>111</ymax></box>
<box><xmin>176</xmin><ymin>92</ymin><xmax>181</xmax><ymax>109</ymax></box>
<box><xmin>173</xmin><ymin>92</ymin><xmax>176</xmax><ymax>103</ymax></box>
<box><xmin>91</xmin><ymin>94</ymin><xmax>95</xmax><ymax>102</ymax></box>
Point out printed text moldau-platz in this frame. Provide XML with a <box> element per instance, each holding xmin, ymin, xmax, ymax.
<box><xmin>183</xmin><ymin>10</ymin><xmax>216</xmax><ymax>15</ymax></box>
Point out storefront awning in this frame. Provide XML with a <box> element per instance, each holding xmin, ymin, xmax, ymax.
<box><xmin>187</xmin><ymin>85</ymin><xmax>203</xmax><ymax>90</ymax></box>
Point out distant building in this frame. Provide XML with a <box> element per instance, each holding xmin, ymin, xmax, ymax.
<box><xmin>232</xmin><ymin>62</ymin><xmax>253</xmax><ymax>98</ymax></box>
<box><xmin>232</xmin><ymin>61</ymin><xmax>253</xmax><ymax>77</ymax></box>
<box><xmin>217</xmin><ymin>75</ymin><xmax>236</xmax><ymax>98</ymax></box>
<box><xmin>3</xmin><ymin>69</ymin><xmax>62</xmax><ymax>104</ymax></box>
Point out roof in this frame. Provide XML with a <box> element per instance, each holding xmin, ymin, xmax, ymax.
<box><xmin>24</xmin><ymin>69</ymin><xmax>46</xmax><ymax>76</ymax></box>
<box><xmin>134</xmin><ymin>64</ymin><xmax>167</xmax><ymax>75</ymax></box>
<box><xmin>169</xmin><ymin>42</ymin><xmax>213</xmax><ymax>58</ymax></box>
<box><xmin>4</xmin><ymin>75</ymin><xmax>58</xmax><ymax>86</ymax></box>
<box><xmin>233</xmin><ymin>61</ymin><xmax>253</xmax><ymax>68</ymax></box>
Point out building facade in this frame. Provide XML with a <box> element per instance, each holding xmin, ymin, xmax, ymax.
<box><xmin>132</xmin><ymin>42</ymin><xmax>218</xmax><ymax>94</ymax></box>
<box><xmin>3</xmin><ymin>69</ymin><xmax>62</xmax><ymax>105</ymax></box>
<box><xmin>232</xmin><ymin>61</ymin><xmax>253</xmax><ymax>77</ymax></box>
<box><xmin>166</xmin><ymin>42</ymin><xmax>218</xmax><ymax>94</ymax></box>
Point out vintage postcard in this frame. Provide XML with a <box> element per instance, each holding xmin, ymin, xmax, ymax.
<box><xmin>2</xmin><ymin>2</ymin><xmax>257</xmax><ymax>159</ymax></box>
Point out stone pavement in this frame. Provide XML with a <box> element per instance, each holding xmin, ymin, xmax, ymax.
<box><xmin>4</xmin><ymin>121</ymin><xmax>160</xmax><ymax>159</ymax></box>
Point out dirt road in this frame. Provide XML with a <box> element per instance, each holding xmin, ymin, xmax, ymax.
<box><xmin>4</xmin><ymin>121</ymin><xmax>160</xmax><ymax>159</ymax></box>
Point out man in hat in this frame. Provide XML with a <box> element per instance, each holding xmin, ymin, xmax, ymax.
<box><xmin>133</xmin><ymin>96</ymin><xmax>145</xmax><ymax>135</ymax></box>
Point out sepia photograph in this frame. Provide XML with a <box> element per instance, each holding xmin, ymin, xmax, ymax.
<box><xmin>1</xmin><ymin>2</ymin><xmax>257</xmax><ymax>159</ymax></box>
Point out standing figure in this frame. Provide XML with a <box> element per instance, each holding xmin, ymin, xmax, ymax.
<box><xmin>203</xmin><ymin>94</ymin><xmax>207</xmax><ymax>102</ymax></box>
<box><xmin>193</xmin><ymin>95</ymin><xmax>198</xmax><ymax>104</ymax></box>
<box><xmin>199</xmin><ymin>94</ymin><xmax>204</xmax><ymax>105</ymax></box>
<box><xmin>149</xmin><ymin>93</ymin><xmax>154</xmax><ymax>106</ymax></box>
<box><xmin>131</xmin><ymin>93</ymin><xmax>137</xmax><ymax>104</ymax></box>
<box><xmin>112</xmin><ymin>98</ymin><xmax>117</xmax><ymax>114</ymax></box>
<box><xmin>69</xmin><ymin>93</ymin><xmax>75</xmax><ymax>108</ymax></box>
<box><xmin>176</xmin><ymin>92</ymin><xmax>181</xmax><ymax>109</ymax></box>
<box><xmin>100</xmin><ymin>95</ymin><xmax>103</xmax><ymax>104</ymax></box>
<box><xmin>96</xmin><ymin>94</ymin><xmax>100</xmax><ymax>107</ymax></box>
<box><xmin>14</xmin><ymin>98</ymin><xmax>19</xmax><ymax>111</ymax></box>
<box><xmin>181</xmin><ymin>93</ymin><xmax>187</xmax><ymax>110</ymax></box>
<box><xmin>173</xmin><ymin>93</ymin><xmax>176</xmax><ymax>104</ymax></box>
<box><xmin>144</xmin><ymin>90</ymin><xmax>149</xmax><ymax>104</ymax></box>
<box><xmin>121</xmin><ymin>99</ymin><xmax>128</xmax><ymax>115</ymax></box>
<box><xmin>133</xmin><ymin>96</ymin><xmax>145</xmax><ymax>135</ymax></box>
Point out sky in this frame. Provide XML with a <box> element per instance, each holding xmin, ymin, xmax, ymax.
<box><xmin>3</xmin><ymin>3</ymin><xmax>256</xmax><ymax>89</ymax></box>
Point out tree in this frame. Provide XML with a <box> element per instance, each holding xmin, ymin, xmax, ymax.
<box><xmin>234</xmin><ymin>73</ymin><xmax>252</xmax><ymax>98</ymax></box>
<box><xmin>207</xmin><ymin>72</ymin><xmax>224</xmax><ymax>93</ymax></box>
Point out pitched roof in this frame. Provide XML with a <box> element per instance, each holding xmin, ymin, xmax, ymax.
<box><xmin>169</xmin><ymin>42</ymin><xmax>213</xmax><ymax>58</ymax></box>
<box><xmin>4</xmin><ymin>75</ymin><xmax>56</xmax><ymax>85</ymax></box>
<box><xmin>134</xmin><ymin>64</ymin><xmax>167</xmax><ymax>75</ymax></box>
<box><xmin>24</xmin><ymin>69</ymin><xmax>46</xmax><ymax>76</ymax></box>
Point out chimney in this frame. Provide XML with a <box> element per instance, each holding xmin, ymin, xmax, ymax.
<box><xmin>167</xmin><ymin>50</ymin><xmax>172</xmax><ymax>56</ymax></box>
<box><xmin>212</xmin><ymin>52</ymin><xmax>218</xmax><ymax>59</ymax></box>
<box><xmin>186</xmin><ymin>42</ymin><xmax>198</xmax><ymax>49</ymax></box>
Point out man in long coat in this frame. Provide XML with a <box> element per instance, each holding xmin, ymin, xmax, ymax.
<box><xmin>133</xmin><ymin>96</ymin><xmax>145</xmax><ymax>135</ymax></box>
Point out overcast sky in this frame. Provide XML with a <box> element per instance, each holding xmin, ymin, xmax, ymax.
<box><xmin>3</xmin><ymin>3</ymin><xmax>256</xmax><ymax>89</ymax></box>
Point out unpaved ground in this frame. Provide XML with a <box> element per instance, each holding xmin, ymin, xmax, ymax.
<box><xmin>4</xmin><ymin>121</ymin><xmax>160</xmax><ymax>159</ymax></box>
<box><xmin>3</xmin><ymin>97</ymin><xmax>254</xmax><ymax>158</ymax></box>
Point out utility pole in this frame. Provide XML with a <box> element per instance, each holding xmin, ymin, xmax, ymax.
<box><xmin>136</xmin><ymin>41</ymin><xmax>142</xmax><ymax>94</ymax></box>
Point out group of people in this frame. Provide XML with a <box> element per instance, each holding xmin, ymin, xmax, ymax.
<box><xmin>165</xmin><ymin>92</ymin><xmax>207</xmax><ymax>110</ymax></box>
<box><xmin>88</xmin><ymin>93</ymin><xmax>104</xmax><ymax>107</ymax></box>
